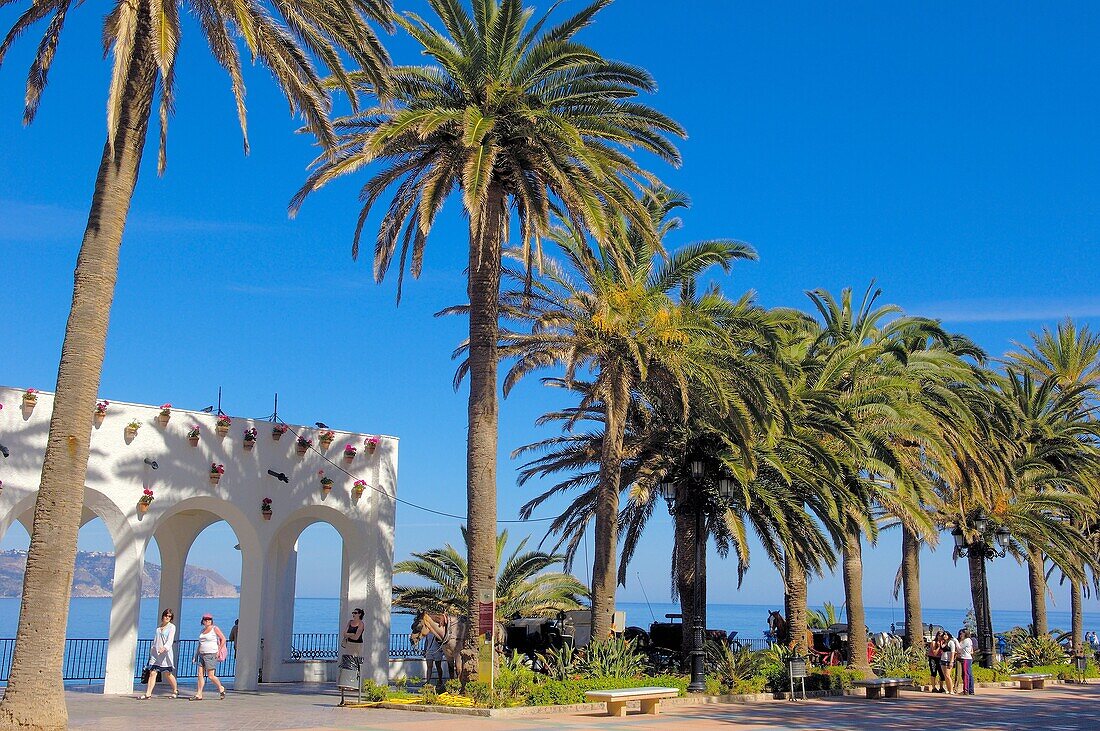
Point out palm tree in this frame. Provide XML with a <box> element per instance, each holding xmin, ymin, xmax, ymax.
<box><xmin>1007</xmin><ymin>320</ymin><xmax>1100</xmax><ymax>654</ymax></box>
<box><xmin>291</xmin><ymin>0</ymin><xmax>683</xmax><ymax>677</ymax></box>
<box><xmin>0</xmin><ymin>2</ymin><xmax>392</xmax><ymax>725</ymax></box>
<box><xmin>393</xmin><ymin>528</ymin><xmax>588</xmax><ymax>618</ymax></box>
<box><xmin>800</xmin><ymin>285</ymin><xmax>951</xmax><ymax>674</ymax></box>
<box><xmin>484</xmin><ymin>188</ymin><xmax>761</xmax><ymax>640</ymax></box>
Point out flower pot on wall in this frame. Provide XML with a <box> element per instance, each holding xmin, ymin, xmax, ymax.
<box><xmin>244</xmin><ymin>441</ymin><xmax>255</xmax><ymax>452</ymax></box>
<box><xmin>93</xmin><ymin>412</ymin><xmax>105</xmax><ymax>427</ymax></box>
<box><xmin>262</xmin><ymin>511</ymin><xmax>272</xmax><ymax>521</ymax></box>
<box><xmin>296</xmin><ymin>444</ymin><xmax>308</xmax><ymax>455</ymax></box>
<box><xmin>157</xmin><ymin>413</ymin><xmax>170</xmax><ymax>426</ymax></box>
<box><xmin>215</xmin><ymin>425</ymin><xmax>229</xmax><ymax>437</ymax></box>
<box><xmin>124</xmin><ymin>427</ymin><xmax>138</xmax><ymax>440</ymax></box>
<box><xmin>321</xmin><ymin>484</ymin><xmax>332</xmax><ymax>498</ymax></box>
<box><xmin>137</xmin><ymin>503</ymin><xmax>150</xmax><ymax>514</ymax></box>
<box><xmin>188</xmin><ymin>436</ymin><xmax>200</xmax><ymax>447</ymax></box>
<box><xmin>210</xmin><ymin>474</ymin><xmax>221</xmax><ymax>485</ymax></box>
<box><xmin>367</xmin><ymin>443</ymin><xmax>377</xmax><ymax>455</ymax></box>
<box><xmin>272</xmin><ymin>430</ymin><xmax>284</xmax><ymax>441</ymax></box>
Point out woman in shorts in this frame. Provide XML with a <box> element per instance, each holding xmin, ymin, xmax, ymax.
<box><xmin>191</xmin><ymin>614</ymin><xmax>227</xmax><ymax>700</ymax></box>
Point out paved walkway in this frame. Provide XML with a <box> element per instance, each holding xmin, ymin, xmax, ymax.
<box><xmin>65</xmin><ymin>682</ymin><xmax>1099</xmax><ymax>730</ymax></box>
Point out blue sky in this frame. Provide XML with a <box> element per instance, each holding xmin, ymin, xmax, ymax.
<box><xmin>2</xmin><ymin>1</ymin><xmax>1100</xmax><ymax>619</ymax></box>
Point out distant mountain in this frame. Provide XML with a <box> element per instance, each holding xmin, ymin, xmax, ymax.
<box><xmin>0</xmin><ymin>550</ymin><xmax>238</xmax><ymax>598</ymax></box>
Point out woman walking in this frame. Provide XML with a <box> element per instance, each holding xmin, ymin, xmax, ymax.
<box><xmin>191</xmin><ymin>614</ymin><xmax>227</xmax><ymax>701</ymax></box>
<box><xmin>140</xmin><ymin>608</ymin><xmax>178</xmax><ymax>699</ymax></box>
<box><xmin>927</xmin><ymin>631</ymin><xmax>946</xmax><ymax>692</ymax></box>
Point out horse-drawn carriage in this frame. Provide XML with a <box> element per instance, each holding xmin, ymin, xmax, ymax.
<box><xmin>623</xmin><ymin>614</ymin><xmax>730</xmax><ymax>672</ymax></box>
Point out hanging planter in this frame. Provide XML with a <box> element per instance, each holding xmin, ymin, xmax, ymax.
<box><xmin>137</xmin><ymin>489</ymin><xmax>154</xmax><ymax>514</ymax></box>
<box><xmin>318</xmin><ymin>430</ymin><xmax>336</xmax><ymax>450</ymax></box>
<box><xmin>296</xmin><ymin>436</ymin><xmax>313</xmax><ymax>455</ymax></box>
<box><xmin>210</xmin><ymin>463</ymin><xmax>225</xmax><ymax>484</ymax></box>
<box><xmin>261</xmin><ymin>498</ymin><xmax>273</xmax><ymax>521</ymax></box>
<box><xmin>157</xmin><ymin>403</ymin><xmax>172</xmax><ymax>426</ymax></box>
<box><xmin>215</xmin><ymin>415</ymin><xmax>232</xmax><ymax>436</ymax></box>
<box><xmin>21</xmin><ymin>388</ymin><xmax>38</xmax><ymax>409</ymax></box>
<box><xmin>243</xmin><ymin>427</ymin><xmax>257</xmax><ymax>451</ymax></box>
<box><xmin>272</xmin><ymin>424</ymin><xmax>288</xmax><ymax>441</ymax></box>
<box><xmin>366</xmin><ymin>436</ymin><xmax>380</xmax><ymax>455</ymax></box>
<box><xmin>343</xmin><ymin>444</ymin><xmax>357</xmax><ymax>462</ymax></box>
<box><xmin>352</xmin><ymin>480</ymin><xmax>367</xmax><ymax>500</ymax></box>
<box><xmin>187</xmin><ymin>426</ymin><xmax>201</xmax><ymax>447</ymax></box>
<box><xmin>93</xmin><ymin>400</ymin><xmax>109</xmax><ymax>426</ymax></box>
<box><xmin>318</xmin><ymin>470</ymin><xmax>334</xmax><ymax>497</ymax></box>
<box><xmin>125</xmin><ymin>420</ymin><xmax>141</xmax><ymax>439</ymax></box>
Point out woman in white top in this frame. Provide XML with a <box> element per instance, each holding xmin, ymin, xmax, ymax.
<box><xmin>191</xmin><ymin>614</ymin><xmax>227</xmax><ymax>700</ymax></box>
<box><xmin>940</xmin><ymin>631</ymin><xmax>958</xmax><ymax>694</ymax></box>
<box><xmin>139</xmin><ymin>608</ymin><xmax>178</xmax><ymax>699</ymax></box>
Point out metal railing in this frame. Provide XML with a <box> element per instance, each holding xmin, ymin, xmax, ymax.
<box><xmin>288</xmin><ymin>633</ymin><xmax>340</xmax><ymax>660</ymax></box>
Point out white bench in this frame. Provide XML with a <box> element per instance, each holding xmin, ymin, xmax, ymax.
<box><xmin>852</xmin><ymin>678</ymin><xmax>912</xmax><ymax>699</ymax></box>
<box><xmin>1010</xmin><ymin>673</ymin><xmax>1052</xmax><ymax>690</ymax></box>
<box><xmin>584</xmin><ymin>687</ymin><xmax>679</xmax><ymax>716</ymax></box>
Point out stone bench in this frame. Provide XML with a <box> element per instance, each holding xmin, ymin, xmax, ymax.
<box><xmin>852</xmin><ymin>678</ymin><xmax>912</xmax><ymax>699</ymax></box>
<box><xmin>1010</xmin><ymin>673</ymin><xmax>1052</xmax><ymax>690</ymax></box>
<box><xmin>584</xmin><ymin>687</ymin><xmax>679</xmax><ymax>717</ymax></box>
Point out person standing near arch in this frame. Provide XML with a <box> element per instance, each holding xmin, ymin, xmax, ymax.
<box><xmin>139</xmin><ymin>608</ymin><xmax>178</xmax><ymax>699</ymax></box>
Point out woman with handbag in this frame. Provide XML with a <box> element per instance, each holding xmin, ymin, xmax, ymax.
<box><xmin>191</xmin><ymin>613</ymin><xmax>227</xmax><ymax>700</ymax></box>
<box><xmin>139</xmin><ymin>608</ymin><xmax>178</xmax><ymax>699</ymax></box>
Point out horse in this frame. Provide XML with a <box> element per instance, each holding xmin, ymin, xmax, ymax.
<box><xmin>410</xmin><ymin>611</ymin><xmax>467</xmax><ymax>683</ymax></box>
<box><xmin>409</xmin><ymin>610</ymin><xmax>505</xmax><ymax>684</ymax></box>
<box><xmin>766</xmin><ymin>610</ymin><xmax>790</xmax><ymax>646</ymax></box>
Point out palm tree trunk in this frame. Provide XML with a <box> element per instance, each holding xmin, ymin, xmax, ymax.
<box><xmin>900</xmin><ymin>526</ymin><xmax>924</xmax><ymax>650</ymax></box>
<box><xmin>1071</xmin><ymin>578</ymin><xmax>1084</xmax><ymax>657</ymax></box>
<box><xmin>784</xmin><ymin>553</ymin><xmax>808</xmax><ymax>655</ymax></box>
<box><xmin>460</xmin><ymin>186</ymin><xmax>506</xmax><ymax>683</ymax></box>
<box><xmin>1025</xmin><ymin>544</ymin><xmax>1048</xmax><ymax>637</ymax></box>
<box><xmin>841</xmin><ymin>527</ymin><xmax>871</xmax><ymax>676</ymax></box>
<box><xmin>0</xmin><ymin>22</ymin><xmax>157</xmax><ymax>730</ymax></box>
<box><xmin>590</xmin><ymin>374</ymin><xmax>630</xmax><ymax>642</ymax></box>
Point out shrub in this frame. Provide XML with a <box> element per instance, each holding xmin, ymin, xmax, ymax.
<box><xmin>444</xmin><ymin>678</ymin><xmax>463</xmax><ymax>695</ymax></box>
<box><xmin>871</xmin><ymin>644</ymin><xmax>924</xmax><ymax>678</ymax></box>
<box><xmin>360</xmin><ymin>679</ymin><xmax>388</xmax><ymax>702</ymax></box>
<box><xmin>1009</xmin><ymin>636</ymin><xmax>1069</xmax><ymax>668</ymax></box>
<box><xmin>537</xmin><ymin>643</ymin><xmax>581</xmax><ymax>681</ymax></box>
<box><xmin>705</xmin><ymin>641</ymin><xmax>761</xmax><ymax>689</ymax></box>
<box><xmin>420</xmin><ymin>685</ymin><xmax>438</xmax><ymax>704</ymax></box>
<box><xmin>580</xmin><ymin>636</ymin><xmax>646</xmax><ymax>678</ymax></box>
<box><xmin>465</xmin><ymin>680</ymin><xmax>494</xmax><ymax>707</ymax></box>
<box><xmin>523</xmin><ymin>675</ymin><xmax>689</xmax><ymax>706</ymax></box>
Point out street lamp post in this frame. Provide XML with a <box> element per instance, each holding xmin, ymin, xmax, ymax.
<box><xmin>660</xmin><ymin>462</ymin><xmax>733</xmax><ymax>694</ymax></box>
<box><xmin>952</xmin><ymin>513</ymin><xmax>1011</xmax><ymax>669</ymax></box>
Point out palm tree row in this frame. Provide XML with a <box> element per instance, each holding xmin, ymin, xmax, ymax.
<box><xmin>499</xmin><ymin>196</ymin><xmax>1100</xmax><ymax>674</ymax></box>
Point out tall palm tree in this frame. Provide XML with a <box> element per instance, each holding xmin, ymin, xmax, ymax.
<box><xmin>291</xmin><ymin>0</ymin><xmax>683</xmax><ymax>677</ymax></box>
<box><xmin>0</xmin><ymin>2</ymin><xmax>392</xmax><ymax>725</ymax></box>
<box><xmin>1007</xmin><ymin>320</ymin><xmax>1100</xmax><ymax>654</ymax></box>
<box><xmin>393</xmin><ymin>528</ymin><xmax>589</xmax><ymax>617</ymax></box>
<box><xmin>801</xmin><ymin>285</ymin><xmax>949</xmax><ymax>674</ymax></box>
<box><xmin>482</xmin><ymin>188</ymin><xmax>761</xmax><ymax>639</ymax></box>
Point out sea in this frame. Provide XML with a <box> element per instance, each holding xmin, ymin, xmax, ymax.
<box><xmin>3</xmin><ymin>597</ymin><xmax>1099</xmax><ymax>641</ymax></box>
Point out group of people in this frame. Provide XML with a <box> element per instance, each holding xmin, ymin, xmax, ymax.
<box><xmin>139</xmin><ymin>608</ymin><xmax>230</xmax><ymax>700</ymax></box>
<box><xmin>926</xmin><ymin>629</ymin><xmax>976</xmax><ymax>695</ymax></box>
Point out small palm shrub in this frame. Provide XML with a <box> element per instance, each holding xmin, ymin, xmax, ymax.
<box><xmin>1008</xmin><ymin>636</ymin><xmax>1069</xmax><ymax>668</ymax></box>
<box><xmin>705</xmin><ymin>641</ymin><xmax>760</xmax><ymax>691</ymax></box>
<box><xmin>871</xmin><ymin>644</ymin><xmax>924</xmax><ymax>678</ymax></box>
<box><xmin>360</xmin><ymin>679</ymin><xmax>388</xmax><ymax>702</ymax></box>
<box><xmin>580</xmin><ymin>637</ymin><xmax>646</xmax><ymax>678</ymax></box>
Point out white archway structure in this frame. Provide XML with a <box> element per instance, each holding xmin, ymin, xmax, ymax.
<box><xmin>0</xmin><ymin>386</ymin><xmax>397</xmax><ymax>694</ymax></box>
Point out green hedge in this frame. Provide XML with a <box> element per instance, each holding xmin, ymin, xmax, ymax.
<box><xmin>524</xmin><ymin>675</ymin><xmax>689</xmax><ymax>706</ymax></box>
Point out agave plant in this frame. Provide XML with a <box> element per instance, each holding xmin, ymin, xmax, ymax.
<box><xmin>536</xmin><ymin>643</ymin><xmax>581</xmax><ymax>681</ymax></box>
<box><xmin>1008</xmin><ymin>635</ymin><xmax>1070</xmax><ymax>668</ymax></box>
<box><xmin>704</xmin><ymin>641</ymin><xmax>760</xmax><ymax>687</ymax></box>
<box><xmin>580</xmin><ymin>636</ymin><xmax>646</xmax><ymax>678</ymax></box>
<box><xmin>870</xmin><ymin>644</ymin><xmax>923</xmax><ymax>679</ymax></box>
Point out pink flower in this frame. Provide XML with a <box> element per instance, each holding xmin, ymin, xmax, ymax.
<box><xmin>160</xmin><ymin>403</ymin><xmax>172</xmax><ymax>410</ymax></box>
<box><xmin>211</xmin><ymin>463</ymin><xmax>225</xmax><ymax>474</ymax></box>
<box><xmin>143</xmin><ymin>488</ymin><xmax>154</xmax><ymax>497</ymax></box>
<box><xmin>25</xmin><ymin>388</ymin><xmax>37</xmax><ymax>395</ymax></box>
<box><xmin>366</xmin><ymin>436</ymin><xmax>380</xmax><ymax>446</ymax></box>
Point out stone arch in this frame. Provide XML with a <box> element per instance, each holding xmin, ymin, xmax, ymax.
<box><xmin>260</xmin><ymin>504</ymin><xmax>372</xmax><ymax>682</ymax></box>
